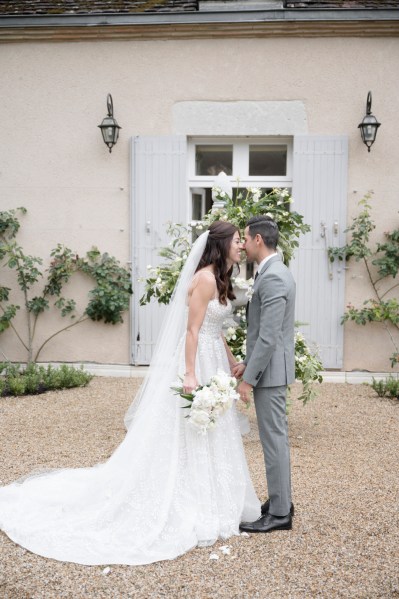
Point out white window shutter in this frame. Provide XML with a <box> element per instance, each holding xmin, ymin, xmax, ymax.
<box><xmin>291</xmin><ymin>135</ymin><xmax>348</xmax><ymax>369</ymax></box>
<box><xmin>131</xmin><ymin>135</ymin><xmax>188</xmax><ymax>365</ymax></box>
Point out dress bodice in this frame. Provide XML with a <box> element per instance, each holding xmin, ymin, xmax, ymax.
<box><xmin>199</xmin><ymin>299</ymin><xmax>232</xmax><ymax>339</ymax></box>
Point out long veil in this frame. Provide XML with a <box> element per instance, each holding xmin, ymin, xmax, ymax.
<box><xmin>0</xmin><ymin>227</ymin><xmax>261</xmax><ymax>566</ymax></box>
<box><xmin>124</xmin><ymin>230</ymin><xmax>210</xmax><ymax>429</ymax></box>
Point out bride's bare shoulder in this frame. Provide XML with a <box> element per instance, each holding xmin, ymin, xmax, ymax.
<box><xmin>194</xmin><ymin>268</ymin><xmax>215</xmax><ymax>279</ymax></box>
<box><xmin>189</xmin><ymin>269</ymin><xmax>216</xmax><ymax>296</ymax></box>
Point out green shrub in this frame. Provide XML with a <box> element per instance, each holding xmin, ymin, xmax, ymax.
<box><xmin>370</xmin><ymin>376</ymin><xmax>399</xmax><ymax>400</ymax></box>
<box><xmin>0</xmin><ymin>363</ymin><xmax>93</xmax><ymax>397</ymax></box>
<box><xmin>385</xmin><ymin>377</ymin><xmax>399</xmax><ymax>399</ymax></box>
<box><xmin>43</xmin><ymin>365</ymin><xmax>63</xmax><ymax>390</ymax></box>
<box><xmin>371</xmin><ymin>377</ymin><xmax>387</xmax><ymax>397</ymax></box>
<box><xmin>7</xmin><ymin>376</ymin><xmax>27</xmax><ymax>396</ymax></box>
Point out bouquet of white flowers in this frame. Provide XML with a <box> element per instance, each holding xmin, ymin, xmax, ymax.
<box><xmin>171</xmin><ymin>371</ymin><xmax>239</xmax><ymax>435</ymax></box>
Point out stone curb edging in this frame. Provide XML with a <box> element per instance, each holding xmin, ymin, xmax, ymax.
<box><xmin>35</xmin><ymin>362</ymin><xmax>399</xmax><ymax>383</ymax></box>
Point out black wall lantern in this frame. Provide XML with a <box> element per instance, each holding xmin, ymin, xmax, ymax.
<box><xmin>98</xmin><ymin>94</ymin><xmax>121</xmax><ymax>153</ymax></box>
<box><xmin>358</xmin><ymin>91</ymin><xmax>381</xmax><ymax>152</ymax></box>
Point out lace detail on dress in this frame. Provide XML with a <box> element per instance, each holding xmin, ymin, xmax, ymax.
<box><xmin>0</xmin><ymin>296</ymin><xmax>260</xmax><ymax>566</ymax></box>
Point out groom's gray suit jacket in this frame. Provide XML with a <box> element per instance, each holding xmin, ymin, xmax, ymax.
<box><xmin>243</xmin><ymin>254</ymin><xmax>296</xmax><ymax>388</ymax></box>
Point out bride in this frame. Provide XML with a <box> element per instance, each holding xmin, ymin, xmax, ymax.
<box><xmin>0</xmin><ymin>221</ymin><xmax>260</xmax><ymax>566</ymax></box>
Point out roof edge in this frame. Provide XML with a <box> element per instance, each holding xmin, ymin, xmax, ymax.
<box><xmin>1</xmin><ymin>8</ymin><xmax>399</xmax><ymax>28</ymax></box>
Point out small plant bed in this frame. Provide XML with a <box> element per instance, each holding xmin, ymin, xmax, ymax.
<box><xmin>0</xmin><ymin>363</ymin><xmax>93</xmax><ymax>397</ymax></box>
<box><xmin>370</xmin><ymin>376</ymin><xmax>399</xmax><ymax>401</ymax></box>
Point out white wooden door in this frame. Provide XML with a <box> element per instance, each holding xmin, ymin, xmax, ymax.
<box><xmin>291</xmin><ymin>135</ymin><xmax>348</xmax><ymax>369</ymax></box>
<box><xmin>131</xmin><ymin>135</ymin><xmax>188</xmax><ymax>365</ymax></box>
<box><xmin>131</xmin><ymin>134</ymin><xmax>348</xmax><ymax>368</ymax></box>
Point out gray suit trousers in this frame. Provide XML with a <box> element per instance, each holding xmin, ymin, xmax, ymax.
<box><xmin>253</xmin><ymin>385</ymin><xmax>292</xmax><ymax>517</ymax></box>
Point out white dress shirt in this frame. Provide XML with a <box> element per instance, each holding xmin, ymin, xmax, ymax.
<box><xmin>255</xmin><ymin>252</ymin><xmax>278</xmax><ymax>277</ymax></box>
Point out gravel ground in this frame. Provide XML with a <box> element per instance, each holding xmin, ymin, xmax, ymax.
<box><xmin>0</xmin><ymin>379</ymin><xmax>398</xmax><ymax>599</ymax></box>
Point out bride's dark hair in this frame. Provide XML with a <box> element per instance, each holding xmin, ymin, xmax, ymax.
<box><xmin>195</xmin><ymin>221</ymin><xmax>239</xmax><ymax>305</ymax></box>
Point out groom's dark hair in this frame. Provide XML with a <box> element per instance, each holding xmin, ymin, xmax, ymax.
<box><xmin>246</xmin><ymin>215</ymin><xmax>279</xmax><ymax>250</ymax></box>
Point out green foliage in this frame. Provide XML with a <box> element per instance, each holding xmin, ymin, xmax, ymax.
<box><xmin>0</xmin><ymin>362</ymin><xmax>93</xmax><ymax>397</ymax></box>
<box><xmin>370</xmin><ymin>376</ymin><xmax>399</xmax><ymax>400</ymax></box>
<box><xmin>140</xmin><ymin>187</ymin><xmax>310</xmax><ymax>306</ymax></box>
<box><xmin>0</xmin><ymin>208</ymin><xmax>132</xmax><ymax>362</ymax></box>
<box><xmin>7</xmin><ymin>376</ymin><xmax>27</xmax><ymax>396</ymax></box>
<box><xmin>224</xmin><ymin>306</ymin><xmax>248</xmax><ymax>363</ymax></box>
<box><xmin>374</xmin><ymin>229</ymin><xmax>399</xmax><ymax>279</ymax></box>
<box><xmin>294</xmin><ymin>331</ymin><xmax>323</xmax><ymax>404</ymax></box>
<box><xmin>0</xmin><ymin>207</ymin><xmax>26</xmax><ymax>242</ymax></box>
<box><xmin>329</xmin><ymin>195</ymin><xmax>376</xmax><ymax>263</ymax></box>
<box><xmin>0</xmin><ymin>304</ymin><xmax>19</xmax><ymax>333</ymax></box>
<box><xmin>79</xmin><ymin>249</ymin><xmax>132</xmax><ymax>324</ymax></box>
<box><xmin>385</xmin><ymin>376</ymin><xmax>399</xmax><ymax>398</ymax></box>
<box><xmin>329</xmin><ymin>194</ymin><xmax>399</xmax><ymax>370</ymax></box>
<box><xmin>390</xmin><ymin>353</ymin><xmax>399</xmax><ymax>368</ymax></box>
<box><xmin>45</xmin><ymin>244</ymin><xmax>78</xmax><ymax>296</ymax></box>
<box><xmin>5</xmin><ymin>242</ymin><xmax>43</xmax><ymax>291</ymax></box>
<box><xmin>140</xmin><ymin>224</ymin><xmax>192</xmax><ymax>306</ymax></box>
<box><xmin>200</xmin><ymin>187</ymin><xmax>310</xmax><ymax>263</ymax></box>
<box><xmin>27</xmin><ymin>296</ymin><xmax>50</xmax><ymax>315</ymax></box>
<box><xmin>342</xmin><ymin>298</ymin><xmax>399</xmax><ymax>327</ymax></box>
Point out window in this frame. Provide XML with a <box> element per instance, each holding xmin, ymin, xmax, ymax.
<box><xmin>195</xmin><ymin>145</ymin><xmax>233</xmax><ymax>176</ymax></box>
<box><xmin>188</xmin><ymin>137</ymin><xmax>292</xmax><ymax>221</ymax></box>
<box><xmin>248</xmin><ymin>145</ymin><xmax>287</xmax><ymax>176</ymax></box>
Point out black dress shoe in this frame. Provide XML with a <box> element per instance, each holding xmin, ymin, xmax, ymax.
<box><xmin>261</xmin><ymin>499</ymin><xmax>295</xmax><ymax>517</ymax></box>
<box><xmin>239</xmin><ymin>513</ymin><xmax>292</xmax><ymax>533</ymax></box>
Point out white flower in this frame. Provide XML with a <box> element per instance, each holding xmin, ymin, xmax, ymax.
<box><xmin>245</xmin><ymin>286</ymin><xmax>254</xmax><ymax>302</ymax></box>
<box><xmin>248</xmin><ymin>187</ymin><xmax>261</xmax><ymax>201</ymax></box>
<box><xmin>225</xmin><ymin>327</ymin><xmax>237</xmax><ymax>342</ymax></box>
<box><xmin>172</xmin><ymin>372</ymin><xmax>237</xmax><ymax>434</ymax></box>
<box><xmin>189</xmin><ymin>409</ymin><xmax>211</xmax><ymax>428</ymax></box>
<box><xmin>192</xmin><ymin>387</ymin><xmax>214</xmax><ymax>408</ymax></box>
<box><xmin>211</xmin><ymin>371</ymin><xmax>234</xmax><ymax>391</ymax></box>
<box><xmin>232</xmin><ymin>277</ymin><xmax>253</xmax><ymax>290</ymax></box>
<box><xmin>220</xmin><ymin>546</ymin><xmax>231</xmax><ymax>555</ymax></box>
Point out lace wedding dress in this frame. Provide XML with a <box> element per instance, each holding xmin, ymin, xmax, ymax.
<box><xmin>0</xmin><ymin>249</ymin><xmax>260</xmax><ymax>566</ymax></box>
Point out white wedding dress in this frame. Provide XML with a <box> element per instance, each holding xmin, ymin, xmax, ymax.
<box><xmin>0</xmin><ymin>297</ymin><xmax>260</xmax><ymax>565</ymax></box>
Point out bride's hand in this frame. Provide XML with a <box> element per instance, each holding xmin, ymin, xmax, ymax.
<box><xmin>232</xmin><ymin>362</ymin><xmax>246</xmax><ymax>379</ymax></box>
<box><xmin>183</xmin><ymin>373</ymin><xmax>198</xmax><ymax>394</ymax></box>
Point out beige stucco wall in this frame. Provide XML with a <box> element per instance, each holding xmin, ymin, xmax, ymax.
<box><xmin>1</xmin><ymin>35</ymin><xmax>398</xmax><ymax>370</ymax></box>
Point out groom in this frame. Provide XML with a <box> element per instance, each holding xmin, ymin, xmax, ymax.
<box><xmin>234</xmin><ymin>215</ymin><xmax>295</xmax><ymax>533</ymax></box>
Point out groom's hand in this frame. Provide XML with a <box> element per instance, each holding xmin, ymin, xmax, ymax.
<box><xmin>237</xmin><ymin>380</ymin><xmax>253</xmax><ymax>405</ymax></box>
<box><xmin>232</xmin><ymin>362</ymin><xmax>246</xmax><ymax>379</ymax></box>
